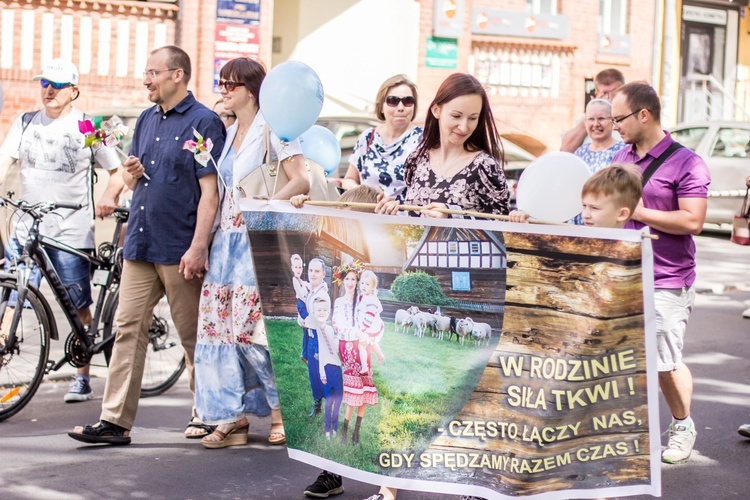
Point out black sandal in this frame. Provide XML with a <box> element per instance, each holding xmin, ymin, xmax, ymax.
<box><xmin>68</xmin><ymin>420</ymin><xmax>131</xmax><ymax>445</ymax></box>
<box><xmin>185</xmin><ymin>417</ymin><xmax>217</xmax><ymax>439</ymax></box>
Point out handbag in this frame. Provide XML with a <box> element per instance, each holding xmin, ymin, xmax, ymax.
<box><xmin>238</xmin><ymin>125</ymin><xmax>334</xmax><ymax>201</ymax></box>
<box><xmin>238</xmin><ymin>125</ymin><xmax>289</xmax><ymax>199</ymax></box>
<box><xmin>731</xmin><ymin>187</ymin><xmax>750</xmax><ymax>245</ymax></box>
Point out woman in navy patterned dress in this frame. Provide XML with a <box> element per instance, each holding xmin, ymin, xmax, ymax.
<box><xmin>342</xmin><ymin>75</ymin><xmax>422</xmax><ymax>201</ymax></box>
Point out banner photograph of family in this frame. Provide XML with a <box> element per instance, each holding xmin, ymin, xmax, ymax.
<box><xmin>241</xmin><ymin>202</ymin><xmax>661</xmax><ymax>500</ymax></box>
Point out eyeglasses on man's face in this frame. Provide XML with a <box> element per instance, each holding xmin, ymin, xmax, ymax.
<box><xmin>143</xmin><ymin>68</ymin><xmax>178</xmax><ymax>80</ymax></box>
<box><xmin>610</xmin><ymin>109</ymin><xmax>641</xmax><ymax>125</ymax></box>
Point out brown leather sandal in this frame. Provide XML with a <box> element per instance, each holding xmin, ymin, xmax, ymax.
<box><xmin>269</xmin><ymin>422</ymin><xmax>286</xmax><ymax>445</ymax></box>
<box><xmin>201</xmin><ymin>420</ymin><xmax>249</xmax><ymax>449</ymax></box>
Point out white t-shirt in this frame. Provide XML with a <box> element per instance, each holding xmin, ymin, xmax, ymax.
<box><xmin>0</xmin><ymin>108</ymin><xmax>121</xmax><ymax>248</ymax></box>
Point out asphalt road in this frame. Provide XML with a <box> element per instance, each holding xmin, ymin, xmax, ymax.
<box><xmin>1</xmin><ymin>232</ymin><xmax>750</xmax><ymax>500</ymax></box>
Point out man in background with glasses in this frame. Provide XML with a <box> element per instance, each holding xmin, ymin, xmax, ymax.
<box><xmin>0</xmin><ymin>58</ymin><xmax>124</xmax><ymax>404</ymax></box>
<box><xmin>611</xmin><ymin>81</ymin><xmax>710</xmax><ymax>465</ymax></box>
<box><xmin>561</xmin><ymin>68</ymin><xmax>625</xmax><ymax>153</ymax></box>
<box><xmin>69</xmin><ymin>45</ymin><xmax>225</xmax><ymax>445</ymax></box>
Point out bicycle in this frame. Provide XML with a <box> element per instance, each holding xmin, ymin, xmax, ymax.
<box><xmin>0</xmin><ymin>193</ymin><xmax>186</xmax><ymax>421</ymax></box>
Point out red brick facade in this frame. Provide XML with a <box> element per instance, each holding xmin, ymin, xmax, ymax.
<box><xmin>415</xmin><ymin>0</ymin><xmax>656</xmax><ymax>152</ymax></box>
<box><xmin>0</xmin><ymin>0</ymin><xmax>180</xmax><ymax>135</ymax></box>
<box><xmin>1</xmin><ymin>0</ymin><xmax>658</xmax><ymax>152</ymax></box>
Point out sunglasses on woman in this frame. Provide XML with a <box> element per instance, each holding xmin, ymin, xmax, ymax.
<box><xmin>385</xmin><ymin>95</ymin><xmax>415</xmax><ymax>107</ymax></box>
<box><xmin>40</xmin><ymin>79</ymin><xmax>72</xmax><ymax>90</ymax></box>
<box><xmin>217</xmin><ymin>80</ymin><xmax>246</xmax><ymax>92</ymax></box>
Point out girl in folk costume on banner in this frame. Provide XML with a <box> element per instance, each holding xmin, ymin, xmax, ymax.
<box><xmin>331</xmin><ymin>261</ymin><xmax>378</xmax><ymax>446</ymax></box>
<box><xmin>355</xmin><ymin>270</ymin><xmax>385</xmax><ymax>373</ymax></box>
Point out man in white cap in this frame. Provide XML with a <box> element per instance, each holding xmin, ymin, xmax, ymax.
<box><xmin>0</xmin><ymin>59</ymin><xmax>125</xmax><ymax>402</ymax></box>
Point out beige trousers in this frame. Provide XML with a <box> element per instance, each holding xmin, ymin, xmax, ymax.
<box><xmin>100</xmin><ymin>259</ymin><xmax>202</xmax><ymax>429</ymax></box>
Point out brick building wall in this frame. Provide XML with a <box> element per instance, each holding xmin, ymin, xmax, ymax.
<box><xmin>0</xmin><ymin>0</ymin><xmax>179</xmax><ymax>138</ymax></box>
<box><xmin>416</xmin><ymin>0</ymin><xmax>656</xmax><ymax>152</ymax></box>
<box><xmin>177</xmin><ymin>0</ymin><xmax>273</xmax><ymax>107</ymax></box>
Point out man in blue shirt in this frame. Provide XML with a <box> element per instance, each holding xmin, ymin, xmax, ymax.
<box><xmin>69</xmin><ymin>45</ymin><xmax>225</xmax><ymax>445</ymax></box>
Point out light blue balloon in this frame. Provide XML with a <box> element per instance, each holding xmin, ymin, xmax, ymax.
<box><xmin>259</xmin><ymin>61</ymin><xmax>324</xmax><ymax>142</ymax></box>
<box><xmin>299</xmin><ymin>125</ymin><xmax>342</xmax><ymax>175</ymax></box>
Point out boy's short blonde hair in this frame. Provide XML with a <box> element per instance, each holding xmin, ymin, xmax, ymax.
<box><xmin>581</xmin><ymin>164</ymin><xmax>642</xmax><ymax>216</ymax></box>
<box><xmin>337</xmin><ymin>185</ymin><xmax>382</xmax><ymax>213</ymax></box>
<box><xmin>313</xmin><ymin>296</ymin><xmax>330</xmax><ymax>309</ymax></box>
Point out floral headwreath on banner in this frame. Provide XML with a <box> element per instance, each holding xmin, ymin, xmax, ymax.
<box><xmin>332</xmin><ymin>260</ymin><xmax>365</xmax><ymax>285</ymax></box>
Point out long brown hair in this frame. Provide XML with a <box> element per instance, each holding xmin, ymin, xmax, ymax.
<box><xmin>406</xmin><ymin>73</ymin><xmax>504</xmax><ymax>185</ymax></box>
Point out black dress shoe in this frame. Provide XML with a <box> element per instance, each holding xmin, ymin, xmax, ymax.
<box><xmin>307</xmin><ymin>398</ymin><xmax>322</xmax><ymax>418</ymax></box>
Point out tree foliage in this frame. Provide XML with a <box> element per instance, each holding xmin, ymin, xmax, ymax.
<box><xmin>390</xmin><ymin>270</ymin><xmax>450</xmax><ymax>305</ymax></box>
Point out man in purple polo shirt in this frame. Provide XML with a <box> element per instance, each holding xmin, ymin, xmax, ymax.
<box><xmin>611</xmin><ymin>82</ymin><xmax>710</xmax><ymax>464</ymax></box>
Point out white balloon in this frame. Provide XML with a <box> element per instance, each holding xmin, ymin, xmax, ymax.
<box><xmin>515</xmin><ymin>152</ymin><xmax>591</xmax><ymax>223</ymax></box>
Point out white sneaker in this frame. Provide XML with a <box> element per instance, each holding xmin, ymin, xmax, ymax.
<box><xmin>662</xmin><ymin>421</ymin><xmax>697</xmax><ymax>463</ymax></box>
<box><xmin>742</xmin><ymin>307</ymin><xmax>750</xmax><ymax>319</ymax></box>
<box><xmin>64</xmin><ymin>376</ymin><xmax>93</xmax><ymax>403</ymax></box>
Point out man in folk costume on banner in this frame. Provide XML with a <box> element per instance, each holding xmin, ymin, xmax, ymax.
<box><xmin>299</xmin><ymin>257</ymin><xmax>329</xmax><ymax>417</ymax></box>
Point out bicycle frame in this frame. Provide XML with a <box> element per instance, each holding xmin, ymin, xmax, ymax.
<box><xmin>2</xmin><ymin>206</ymin><xmax>126</xmax><ymax>370</ymax></box>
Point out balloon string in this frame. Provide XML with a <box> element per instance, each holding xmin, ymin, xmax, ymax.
<box><xmin>271</xmin><ymin>141</ymin><xmax>289</xmax><ymax>196</ymax></box>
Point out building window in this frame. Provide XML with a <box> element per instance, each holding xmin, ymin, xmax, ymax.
<box><xmin>471</xmin><ymin>46</ymin><xmax>559</xmax><ymax>98</ymax></box>
<box><xmin>448</xmin><ymin>241</ymin><xmax>458</xmax><ymax>254</ymax></box>
<box><xmin>470</xmin><ymin>242</ymin><xmax>481</xmax><ymax>254</ymax></box>
<box><xmin>452</xmin><ymin>271</ymin><xmax>471</xmax><ymax>291</ymax></box>
<box><xmin>526</xmin><ymin>0</ymin><xmax>557</xmax><ymax>15</ymax></box>
<box><xmin>600</xmin><ymin>0</ymin><xmax>628</xmax><ymax>36</ymax></box>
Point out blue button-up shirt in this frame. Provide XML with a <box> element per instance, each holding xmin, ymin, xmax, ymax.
<box><xmin>124</xmin><ymin>92</ymin><xmax>226</xmax><ymax>265</ymax></box>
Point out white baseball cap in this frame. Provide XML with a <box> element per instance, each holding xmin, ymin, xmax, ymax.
<box><xmin>33</xmin><ymin>58</ymin><xmax>79</xmax><ymax>85</ymax></box>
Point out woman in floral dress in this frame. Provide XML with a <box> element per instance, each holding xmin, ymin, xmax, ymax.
<box><xmin>191</xmin><ymin>57</ymin><xmax>309</xmax><ymax>448</ymax></box>
<box><xmin>342</xmin><ymin>75</ymin><xmax>422</xmax><ymax>201</ymax></box>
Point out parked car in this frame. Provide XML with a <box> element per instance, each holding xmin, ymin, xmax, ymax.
<box><xmin>316</xmin><ymin>116</ymin><xmax>537</xmax><ymax>209</ymax></box>
<box><xmin>502</xmin><ymin>140</ymin><xmax>537</xmax><ymax>210</ymax></box>
<box><xmin>315</xmin><ymin>116</ymin><xmax>380</xmax><ymax>178</ymax></box>
<box><xmin>88</xmin><ymin>109</ymin><xmax>538</xmax><ymax>209</ymax></box>
<box><xmin>670</xmin><ymin>121</ymin><xmax>750</xmax><ymax>227</ymax></box>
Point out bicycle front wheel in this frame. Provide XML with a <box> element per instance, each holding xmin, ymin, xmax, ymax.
<box><xmin>0</xmin><ymin>278</ymin><xmax>51</xmax><ymax>422</ymax></box>
<box><xmin>102</xmin><ymin>289</ymin><xmax>186</xmax><ymax>398</ymax></box>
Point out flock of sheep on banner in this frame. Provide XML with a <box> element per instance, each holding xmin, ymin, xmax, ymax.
<box><xmin>393</xmin><ymin>306</ymin><xmax>493</xmax><ymax>346</ymax></box>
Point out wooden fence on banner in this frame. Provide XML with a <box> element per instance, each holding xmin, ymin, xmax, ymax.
<box><xmin>410</xmin><ymin>232</ymin><xmax>650</xmax><ymax>496</ymax></box>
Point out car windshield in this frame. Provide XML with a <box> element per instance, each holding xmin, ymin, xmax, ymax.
<box><xmin>670</xmin><ymin>127</ymin><xmax>709</xmax><ymax>151</ymax></box>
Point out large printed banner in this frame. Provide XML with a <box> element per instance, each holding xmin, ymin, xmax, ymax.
<box><xmin>241</xmin><ymin>200</ymin><xmax>660</xmax><ymax>499</ymax></box>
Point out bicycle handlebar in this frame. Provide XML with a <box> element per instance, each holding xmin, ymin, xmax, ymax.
<box><xmin>53</xmin><ymin>201</ymin><xmax>83</xmax><ymax>211</ymax></box>
<box><xmin>0</xmin><ymin>195</ymin><xmax>83</xmax><ymax>218</ymax></box>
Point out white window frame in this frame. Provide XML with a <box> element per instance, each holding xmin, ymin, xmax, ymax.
<box><xmin>600</xmin><ymin>0</ymin><xmax>628</xmax><ymax>36</ymax></box>
<box><xmin>527</xmin><ymin>0</ymin><xmax>558</xmax><ymax>15</ymax></box>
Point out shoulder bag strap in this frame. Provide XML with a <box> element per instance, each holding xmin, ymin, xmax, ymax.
<box><xmin>641</xmin><ymin>141</ymin><xmax>684</xmax><ymax>187</ymax></box>
<box><xmin>263</xmin><ymin>124</ymin><xmax>271</xmax><ymax>166</ymax></box>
